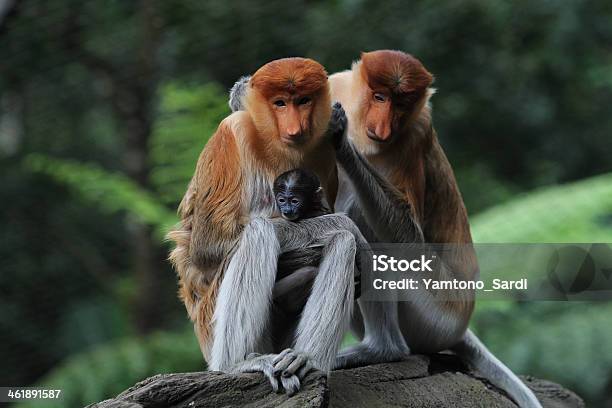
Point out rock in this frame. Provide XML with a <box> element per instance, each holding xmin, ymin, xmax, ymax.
<box><xmin>87</xmin><ymin>354</ymin><xmax>584</xmax><ymax>408</ymax></box>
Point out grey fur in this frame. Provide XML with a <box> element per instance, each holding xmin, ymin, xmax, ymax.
<box><xmin>293</xmin><ymin>229</ymin><xmax>354</xmax><ymax>371</ymax></box>
<box><xmin>272</xmin><ymin>215</ymin><xmax>366</xmax><ymax>371</ymax></box>
<box><xmin>214</xmin><ymin>213</ymin><xmax>367</xmax><ymax>394</ymax></box>
<box><xmin>332</xmin><ymin>103</ymin><xmax>422</xmax><ymax>244</ymax></box>
<box><xmin>209</xmin><ymin>218</ymin><xmax>280</xmax><ymax>371</ymax></box>
<box><xmin>229</xmin><ymin>75</ymin><xmax>251</xmax><ymax>112</ymax></box>
<box><xmin>331</xmin><ymin>104</ymin><xmax>542</xmax><ymax>408</ymax></box>
<box><xmin>452</xmin><ymin>330</ymin><xmax>543</xmax><ymax>408</ymax></box>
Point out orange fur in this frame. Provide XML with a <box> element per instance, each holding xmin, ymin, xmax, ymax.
<box><xmin>250</xmin><ymin>58</ymin><xmax>328</xmax><ymax>99</ymax></box>
<box><xmin>167</xmin><ymin>58</ymin><xmax>337</xmax><ymax>359</ymax></box>
<box><xmin>245</xmin><ymin>58</ymin><xmax>332</xmax><ymax>161</ymax></box>
<box><xmin>360</xmin><ymin>50</ymin><xmax>433</xmax><ymax>109</ymax></box>
<box><xmin>168</xmin><ymin>118</ymin><xmax>244</xmax><ymax>356</ymax></box>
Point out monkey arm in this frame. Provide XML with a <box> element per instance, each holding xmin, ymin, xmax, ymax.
<box><xmin>167</xmin><ymin>117</ymin><xmax>248</xmax><ymax>358</ymax></box>
<box><xmin>330</xmin><ymin>104</ymin><xmax>423</xmax><ymax>243</ymax></box>
<box><xmin>209</xmin><ymin>218</ymin><xmax>280</xmax><ymax>371</ymax></box>
<box><xmin>269</xmin><ymin>214</ymin><xmax>369</xmax><ymax>370</ymax></box>
<box><xmin>189</xmin><ymin>119</ymin><xmax>245</xmax><ymax>277</ymax></box>
<box><xmin>215</xmin><ymin>215</ymin><xmax>363</xmax><ymax>394</ymax></box>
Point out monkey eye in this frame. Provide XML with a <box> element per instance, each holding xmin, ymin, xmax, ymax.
<box><xmin>290</xmin><ymin>198</ymin><xmax>300</xmax><ymax>205</ymax></box>
<box><xmin>297</xmin><ymin>96</ymin><xmax>311</xmax><ymax>105</ymax></box>
<box><xmin>273</xmin><ymin>100</ymin><xmax>286</xmax><ymax>107</ymax></box>
<box><xmin>277</xmin><ymin>197</ymin><xmax>286</xmax><ymax>204</ymax></box>
<box><xmin>373</xmin><ymin>92</ymin><xmax>387</xmax><ymax>103</ymax></box>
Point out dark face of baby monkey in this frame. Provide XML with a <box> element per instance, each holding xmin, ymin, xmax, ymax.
<box><xmin>273</xmin><ymin>169</ymin><xmax>330</xmax><ymax>221</ymax></box>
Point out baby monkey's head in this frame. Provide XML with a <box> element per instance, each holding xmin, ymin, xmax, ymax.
<box><xmin>273</xmin><ymin>169</ymin><xmax>328</xmax><ymax>221</ymax></box>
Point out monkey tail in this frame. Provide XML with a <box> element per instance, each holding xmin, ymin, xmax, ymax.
<box><xmin>451</xmin><ymin>329</ymin><xmax>542</xmax><ymax>408</ymax></box>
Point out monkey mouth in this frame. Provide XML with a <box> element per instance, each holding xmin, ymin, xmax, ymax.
<box><xmin>366</xmin><ymin>129</ymin><xmax>392</xmax><ymax>144</ymax></box>
<box><xmin>281</xmin><ymin>213</ymin><xmax>299</xmax><ymax>221</ymax></box>
<box><xmin>281</xmin><ymin>138</ymin><xmax>300</xmax><ymax>146</ymax></box>
<box><xmin>281</xmin><ymin>134</ymin><xmax>308</xmax><ymax>146</ymax></box>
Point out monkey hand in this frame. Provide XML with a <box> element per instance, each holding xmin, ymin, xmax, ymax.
<box><xmin>272</xmin><ymin>348</ymin><xmax>313</xmax><ymax>395</ymax></box>
<box><xmin>328</xmin><ymin>102</ymin><xmax>348</xmax><ymax>151</ymax></box>
<box><xmin>230</xmin><ymin>351</ymin><xmax>310</xmax><ymax>396</ymax></box>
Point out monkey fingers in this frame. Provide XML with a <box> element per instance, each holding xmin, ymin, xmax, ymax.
<box><xmin>328</xmin><ymin>102</ymin><xmax>348</xmax><ymax>150</ymax></box>
<box><xmin>230</xmin><ymin>353</ymin><xmax>282</xmax><ymax>393</ymax></box>
<box><xmin>272</xmin><ymin>348</ymin><xmax>295</xmax><ymax>372</ymax></box>
<box><xmin>284</xmin><ymin>354</ymin><xmax>311</xmax><ymax>378</ymax></box>
<box><xmin>273</xmin><ymin>348</ymin><xmax>313</xmax><ymax>379</ymax></box>
<box><xmin>280</xmin><ymin>375</ymin><xmax>301</xmax><ymax>396</ymax></box>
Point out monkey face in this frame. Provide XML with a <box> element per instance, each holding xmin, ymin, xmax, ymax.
<box><xmin>270</xmin><ymin>94</ymin><xmax>314</xmax><ymax>146</ymax></box>
<box><xmin>364</xmin><ymin>90</ymin><xmax>394</xmax><ymax>143</ymax></box>
<box><xmin>275</xmin><ymin>193</ymin><xmax>304</xmax><ymax>221</ymax></box>
<box><xmin>248</xmin><ymin>57</ymin><xmax>330</xmax><ymax>149</ymax></box>
<box><xmin>273</xmin><ymin>168</ymin><xmax>322</xmax><ymax>222</ymax></box>
<box><xmin>356</xmin><ymin>50</ymin><xmax>433</xmax><ymax>154</ymax></box>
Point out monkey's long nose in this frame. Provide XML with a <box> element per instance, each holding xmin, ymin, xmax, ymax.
<box><xmin>287</xmin><ymin>126</ymin><xmax>302</xmax><ymax>138</ymax></box>
<box><xmin>285</xmin><ymin>108</ymin><xmax>303</xmax><ymax>140</ymax></box>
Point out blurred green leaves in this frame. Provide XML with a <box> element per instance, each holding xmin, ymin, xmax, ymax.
<box><xmin>22</xmin><ymin>82</ymin><xmax>229</xmax><ymax>241</ymax></box>
<box><xmin>24</xmin><ymin>154</ymin><xmax>176</xmax><ymax>240</ymax></box>
<box><xmin>472</xmin><ymin>173</ymin><xmax>612</xmax><ymax>243</ymax></box>
<box><xmin>470</xmin><ymin>173</ymin><xmax>612</xmax><ymax>404</ymax></box>
<box><xmin>15</xmin><ymin>329</ymin><xmax>203</xmax><ymax>408</ymax></box>
<box><xmin>150</xmin><ymin>83</ymin><xmax>229</xmax><ymax>205</ymax></box>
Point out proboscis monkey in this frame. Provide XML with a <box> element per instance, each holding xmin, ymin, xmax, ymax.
<box><xmin>273</xmin><ymin>169</ymin><xmax>331</xmax><ymax>221</ymax></box>
<box><xmin>168</xmin><ymin>57</ymin><xmax>367</xmax><ymax>395</ymax></box>
<box><xmin>327</xmin><ymin>50</ymin><xmax>542</xmax><ymax>408</ymax></box>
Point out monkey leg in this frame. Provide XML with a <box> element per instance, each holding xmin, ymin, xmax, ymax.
<box><xmin>208</xmin><ymin>217</ymin><xmax>304</xmax><ymax>394</ymax></box>
<box><xmin>273</xmin><ymin>266</ymin><xmax>317</xmax><ymax>314</ymax></box>
<box><xmin>290</xmin><ymin>230</ymin><xmax>356</xmax><ymax>372</ymax></box>
<box><xmin>271</xmin><ymin>266</ymin><xmax>318</xmax><ymax>351</ymax></box>
<box><xmin>336</xmin><ymin>258</ymin><xmax>474</xmax><ymax>368</ymax></box>
<box><xmin>335</xmin><ymin>299</ymin><xmax>410</xmax><ymax>369</ymax></box>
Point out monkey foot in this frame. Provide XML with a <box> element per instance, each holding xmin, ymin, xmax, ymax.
<box><xmin>231</xmin><ymin>350</ymin><xmax>313</xmax><ymax>396</ymax></box>
<box><xmin>272</xmin><ymin>348</ymin><xmax>314</xmax><ymax>394</ymax></box>
<box><xmin>334</xmin><ymin>343</ymin><xmax>410</xmax><ymax>370</ymax></box>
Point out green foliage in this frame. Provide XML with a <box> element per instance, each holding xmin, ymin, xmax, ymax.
<box><xmin>473</xmin><ymin>302</ymin><xmax>612</xmax><ymax>404</ymax></box>
<box><xmin>24</xmin><ymin>154</ymin><xmax>176</xmax><ymax>240</ymax></box>
<box><xmin>470</xmin><ymin>173</ymin><xmax>612</xmax><ymax>405</ymax></box>
<box><xmin>23</xmin><ymin>82</ymin><xmax>229</xmax><ymax>241</ymax></box>
<box><xmin>150</xmin><ymin>83</ymin><xmax>229</xmax><ymax>205</ymax></box>
<box><xmin>15</xmin><ymin>329</ymin><xmax>203</xmax><ymax>408</ymax></box>
<box><xmin>471</xmin><ymin>173</ymin><xmax>612</xmax><ymax>243</ymax></box>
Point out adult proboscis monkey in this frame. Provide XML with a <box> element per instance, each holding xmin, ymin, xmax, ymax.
<box><xmin>168</xmin><ymin>57</ymin><xmax>367</xmax><ymax>395</ymax></box>
<box><xmin>328</xmin><ymin>50</ymin><xmax>542</xmax><ymax>408</ymax></box>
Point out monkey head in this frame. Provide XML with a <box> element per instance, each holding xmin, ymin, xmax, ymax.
<box><xmin>273</xmin><ymin>169</ymin><xmax>324</xmax><ymax>221</ymax></box>
<box><xmin>245</xmin><ymin>58</ymin><xmax>332</xmax><ymax>151</ymax></box>
<box><xmin>353</xmin><ymin>50</ymin><xmax>433</xmax><ymax>154</ymax></box>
